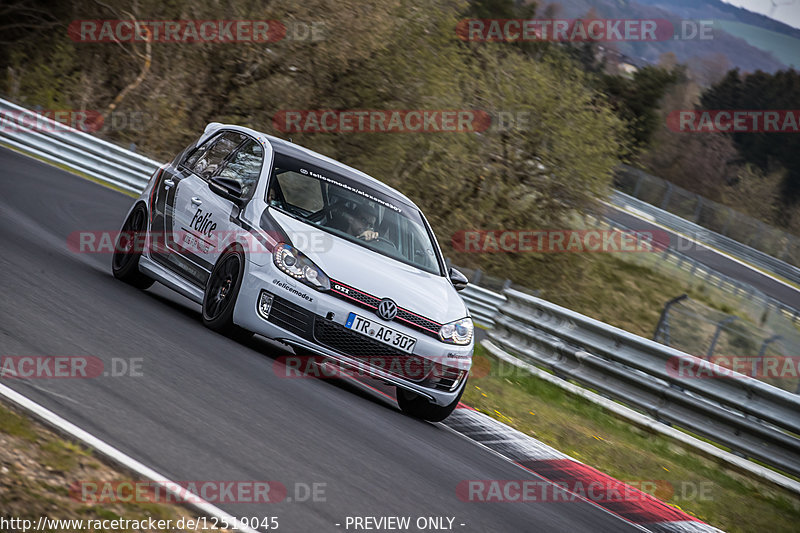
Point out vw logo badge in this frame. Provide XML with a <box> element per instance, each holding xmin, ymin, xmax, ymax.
<box><xmin>377</xmin><ymin>298</ymin><xmax>398</xmax><ymax>321</ymax></box>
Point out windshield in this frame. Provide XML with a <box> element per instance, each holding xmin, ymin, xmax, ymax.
<box><xmin>266</xmin><ymin>152</ymin><xmax>442</xmax><ymax>275</ymax></box>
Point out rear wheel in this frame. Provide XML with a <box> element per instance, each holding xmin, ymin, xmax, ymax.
<box><xmin>396</xmin><ymin>382</ymin><xmax>465</xmax><ymax>422</ymax></box>
<box><xmin>202</xmin><ymin>248</ymin><xmax>252</xmax><ymax>341</ymax></box>
<box><xmin>112</xmin><ymin>203</ymin><xmax>154</xmax><ymax>289</ymax></box>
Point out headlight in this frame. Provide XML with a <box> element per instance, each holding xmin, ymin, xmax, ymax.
<box><xmin>273</xmin><ymin>243</ymin><xmax>330</xmax><ymax>291</ymax></box>
<box><xmin>439</xmin><ymin>317</ymin><xmax>473</xmax><ymax>345</ymax></box>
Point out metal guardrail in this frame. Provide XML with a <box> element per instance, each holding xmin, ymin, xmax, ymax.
<box><xmin>459</xmin><ymin>284</ymin><xmax>506</xmax><ymax>328</ymax></box>
<box><xmin>610</xmin><ymin>190</ymin><xmax>800</xmax><ymax>286</ymax></box>
<box><xmin>0</xmin><ymin>98</ymin><xmax>160</xmax><ymax>193</ymax></box>
<box><xmin>489</xmin><ymin>288</ymin><xmax>800</xmax><ymax>477</ymax></box>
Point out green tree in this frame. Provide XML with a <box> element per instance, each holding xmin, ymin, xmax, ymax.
<box><xmin>597</xmin><ymin>65</ymin><xmax>681</xmax><ymax>156</ymax></box>
<box><xmin>701</xmin><ymin>68</ymin><xmax>800</xmax><ymax>208</ymax></box>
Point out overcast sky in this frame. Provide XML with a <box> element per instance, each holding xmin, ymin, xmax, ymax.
<box><xmin>721</xmin><ymin>0</ymin><xmax>800</xmax><ymax>28</ymax></box>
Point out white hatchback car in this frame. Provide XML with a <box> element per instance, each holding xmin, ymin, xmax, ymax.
<box><xmin>112</xmin><ymin>123</ymin><xmax>474</xmax><ymax>421</ymax></box>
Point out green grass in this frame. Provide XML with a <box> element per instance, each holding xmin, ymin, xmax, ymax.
<box><xmin>0</xmin><ymin>404</ymin><xmax>37</xmax><ymax>441</ymax></box>
<box><xmin>40</xmin><ymin>439</ymin><xmax>90</xmax><ymax>472</ymax></box>
<box><xmin>463</xmin><ymin>345</ymin><xmax>800</xmax><ymax>532</ymax></box>
<box><xmin>516</xmin><ymin>251</ymin><xmax>733</xmax><ymax>338</ymax></box>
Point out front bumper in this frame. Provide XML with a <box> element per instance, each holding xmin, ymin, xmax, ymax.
<box><xmin>233</xmin><ymin>260</ymin><xmax>473</xmax><ymax>406</ymax></box>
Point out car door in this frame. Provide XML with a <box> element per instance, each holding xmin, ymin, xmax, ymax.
<box><xmin>149</xmin><ymin>149</ymin><xmax>198</xmax><ymax>275</ymax></box>
<box><xmin>160</xmin><ymin>131</ymin><xmax>244</xmax><ymax>286</ymax></box>
<box><xmin>194</xmin><ymin>135</ymin><xmax>266</xmax><ymax>270</ymax></box>
<box><xmin>174</xmin><ymin>132</ymin><xmax>264</xmax><ymax>286</ymax></box>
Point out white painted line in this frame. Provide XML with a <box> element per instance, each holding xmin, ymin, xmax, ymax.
<box><xmin>624</xmin><ymin>205</ymin><xmax>656</xmax><ymax>222</ymax></box>
<box><xmin>0</xmin><ymin>383</ymin><xmax>261</xmax><ymax>533</ymax></box>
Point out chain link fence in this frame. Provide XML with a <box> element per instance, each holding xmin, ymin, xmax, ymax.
<box><xmin>592</xmin><ymin>211</ymin><xmax>800</xmax><ymax>325</ymax></box>
<box><xmin>654</xmin><ymin>295</ymin><xmax>800</xmax><ymax>394</ymax></box>
<box><xmin>615</xmin><ymin>165</ymin><xmax>800</xmax><ymax>269</ymax></box>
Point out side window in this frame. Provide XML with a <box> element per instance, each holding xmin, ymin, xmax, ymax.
<box><xmin>183</xmin><ymin>131</ymin><xmax>245</xmax><ymax>180</ymax></box>
<box><xmin>217</xmin><ymin>139</ymin><xmax>263</xmax><ymax>198</ymax></box>
<box><xmin>273</xmin><ymin>171</ymin><xmax>324</xmax><ymax>213</ymax></box>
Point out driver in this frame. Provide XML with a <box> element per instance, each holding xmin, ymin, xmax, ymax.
<box><xmin>340</xmin><ymin>201</ymin><xmax>379</xmax><ymax>241</ymax></box>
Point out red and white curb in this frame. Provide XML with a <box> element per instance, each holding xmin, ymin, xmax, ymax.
<box><xmin>442</xmin><ymin>406</ymin><xmax>724</xmax><ymax>533</ymax></box>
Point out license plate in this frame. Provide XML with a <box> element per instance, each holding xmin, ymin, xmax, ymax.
<box><xmin>345</xmin><ymin>313</ymin><xmax>417</xmax><ymax>353</ymax></box>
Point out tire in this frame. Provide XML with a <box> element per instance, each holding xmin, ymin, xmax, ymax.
<box><xmin>112</xmin><ymin>203</ymin><xmax>154</xmax><ymax>289</ymax></box>
<box><xmin>202</xmin><ymin>247</ymin><xmax>252</xmax><ymax>341</ymax></box>
<box><xmin>396</xmin><ymin>379</ymin><xmax>466</xmax><ymax>422</ymax></box>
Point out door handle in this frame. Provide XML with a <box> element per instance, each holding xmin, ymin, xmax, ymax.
<box><xmin>191</xmin><ymin>197</ymin><xmax>203</xmax><ymax>206</ymax></box>
<box><xmin>164</xmin><ymin>178</ymin><xmax>175</xmax><ymax>188</ymax></box>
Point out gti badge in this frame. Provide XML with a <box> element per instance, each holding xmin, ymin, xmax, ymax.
<box><xmin>377</xmin><ymin>298</ymin><xmax>398</xmax><ymax>321</ymax></box>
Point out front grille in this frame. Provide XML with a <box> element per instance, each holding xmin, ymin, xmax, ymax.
<box><xmin>335</xmin><ymin>285</ymin><xmax>380</xmax><ymax>308</ymax></box>
<box><xmin>396</xmin><ymin>308</ymin><xmax>440</xmax><ymax>334</ymax></box>
<box><xmin>328</xmin><ymin>279</ymin><xmax>442</xmax><ymax>338</ymax></box>
<box><xmin>267</xmin><ymin>295</ymin><xmax>314</xmax><ymax>339</ymax></box>
<box><xmin>313</xmin><ymin>318</ymin><xmax>433</xmax><ymax>382</ymax></box>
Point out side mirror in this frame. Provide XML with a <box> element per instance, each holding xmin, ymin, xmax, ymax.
<box><xmin>449</xmin><ymin>267</ymin><xmax>468</xmax><ymax>291</ymax></box>
<box><xmin>209</xmin><ymin>176</ymin><xmax>244</xmax><ymax>205</ymax></box>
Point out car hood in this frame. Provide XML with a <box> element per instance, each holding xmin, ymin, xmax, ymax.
<box><xmin>270</xmin><ymin>210</ymin><xmax>469</xmax><ymax>324</ymax></box>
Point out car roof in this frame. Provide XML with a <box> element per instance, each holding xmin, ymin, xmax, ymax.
<box><xmin>211</xmin><ymin>123</ymin><xmax>420</xmax><ymax>211</ymax></box>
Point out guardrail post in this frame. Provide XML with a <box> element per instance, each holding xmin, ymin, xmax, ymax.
<box><xmin>472</xmin><ymin>269</ymin><xmax>482</xmax><ymax>285</ymax></box>
<box><xmin>661</xmin><ymin>182</ymin><xmax>674</xmax><ymax>210</ymax></box>
<box><xmin>692</xmin><ymin>195</ymin><xmax>703</xmax><ymax>222</ymax></box>
<box><xmin>653</xmin><ymin>294</ymin><xmax>688</xmax><ymax>345</ymax></box>
<box><xmin>632</xmin><ymin>174</ymin><xmax>644</xmax><ymax>198</ymax></box>
<box><xmin>721</xmin><ymin>207</ymin><xmax>734</xmax><ymax>236</ymax></box>
<box><xmin>779</xmin><ymin>240</ymin><xmax>791</xmax><ymax>261</ymax></box>
<box><xmin>749</xmin><ymin>222</ymin><xmax>764</xmax><ymax>247</ymax></box>
<box><xmin>707</xmin><ymin>316</ymin><xmax>737</xmax><ymax>359</ymax></box>
<box><xmin>756</xmin><ymin>335</ymin><xmax>782</xmax><ymax>375</ymax></box>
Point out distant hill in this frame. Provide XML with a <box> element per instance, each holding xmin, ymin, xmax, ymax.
<box><xmin>547</xmin><ymin>0</ymin><xmax>799</xmax><ymax>75</ymax></box>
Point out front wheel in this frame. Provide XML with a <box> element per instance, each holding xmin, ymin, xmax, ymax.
<box><xmin>202</xmin><ymin>248</ymin><xmax>252</xmax><ymax>341</ymax></box>
<box><xmin>396</xmin><ymin>381</ymin><xmax>466</xmax><ymax>422</ymax></box>
<box><xmin>112</xmin><ymin>203</ymin><xmax>154</xmax><ymax>289</ymax></box>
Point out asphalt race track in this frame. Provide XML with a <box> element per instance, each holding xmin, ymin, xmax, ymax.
<box><xmin>602</xmin><ymin>205</ymin><xmax>799</xmax><ymax>310</ymax></box>
<box><xmin>0</xmin><ymin>146</ymin><xmax>643</xmax><ymax>532</ymax></box>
